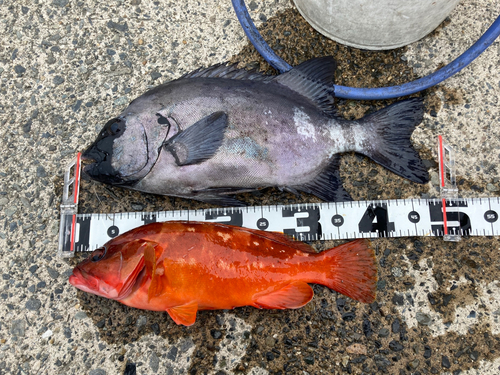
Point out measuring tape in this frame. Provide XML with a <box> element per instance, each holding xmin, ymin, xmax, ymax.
<box><xmin>57</xmin><ymin>137</ymin><xmax>499</xmax><ymax>257</ymax></box>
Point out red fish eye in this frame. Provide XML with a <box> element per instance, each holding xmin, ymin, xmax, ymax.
<box><xmin>91</xmin><ymin>247</ymin><xmax>107</xmax><ymax>262</ymax></box>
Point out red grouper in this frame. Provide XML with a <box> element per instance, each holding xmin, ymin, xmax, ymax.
<box><xmin>69</xmin><ymin>221</ymin><xmax>377</xmax><ymax>326</ymax></box>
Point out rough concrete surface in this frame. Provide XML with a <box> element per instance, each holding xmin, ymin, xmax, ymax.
<box><xmin>0</xmin><ymin>0</ymin><xmax>499</xmax><ymax>374</ymax></box>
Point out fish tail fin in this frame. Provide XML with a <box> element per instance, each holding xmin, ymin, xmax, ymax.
<box><xmin>360</xmin><ymin>98</ymin><xmax>429</xmax><ymax>184</ymax></box>
<box><xmin>322</xmin><ymin>239</ymin><xmax>377</xmax><ymax>303</ymax></box>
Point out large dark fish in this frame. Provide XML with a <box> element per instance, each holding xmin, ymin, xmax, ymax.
<box><xmin>82</xmin><ymin>57</ymin><xmax>429</xmax><ymax>205</ymax></box>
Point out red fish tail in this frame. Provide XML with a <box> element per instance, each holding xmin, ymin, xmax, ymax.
<box><xmin>321</xmin><ymin>239</ymin><xmax>377</xmax><ymax>303</ymax></box>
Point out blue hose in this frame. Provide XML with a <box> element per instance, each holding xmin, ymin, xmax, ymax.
<box><xmin>232</xmin><ymin>0</ymin><xmax>500</xmax><ymax>100</ymax></box>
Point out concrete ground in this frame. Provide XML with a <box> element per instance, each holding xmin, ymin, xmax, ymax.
<box><xmin>0</xmin><ymin>0</ymin><xmax>499</xmax><ymax>374</ymax></box>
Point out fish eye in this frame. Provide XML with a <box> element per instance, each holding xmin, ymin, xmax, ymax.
<box><xmin>91</xmin><ymin>247</ymin><xmax>107</xmax><ymax>262</ymax></box>
<box><xmin>156</xmin><ymin>113</ymin><xmax>171</xmax><ymax>127</ymax></box>
<box><xmin>110</xmin><ymin>122</ymin><xmax>121</xmax><ymax>134</ymax></box>
<box><xmin>102</xmin><ymin>118</ymin><xmax>125</xmax><ymax>137</ymax></box>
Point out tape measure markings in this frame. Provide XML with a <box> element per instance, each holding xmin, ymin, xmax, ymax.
<box><xmin>58</xmin><ymin>197</ymin><xmax>499</xmax><ymax>254</ymax></box>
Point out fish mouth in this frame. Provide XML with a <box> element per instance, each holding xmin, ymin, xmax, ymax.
<box><xmin>80</xmin><ymin>154</ymin><xmax>101</xmax><ymax>181</ymax></box>
<box><xmin>81</xmin><ymin>145</ymin><xmax>134</xmax><ymax>186</ymax></box>
<box><xmin>81</xmin><ymin>117</ymin><xmax>150</xmax><ymax>186</ymax></box>
<box><xmin>69</xmin><ymin>267</ymin><xmax>99</xmax><ymax>292</ymax></box>
<box><xmin>69</xmin><ymin>267</ymin><xmax>120</xmax><ymax>299</ymax></box>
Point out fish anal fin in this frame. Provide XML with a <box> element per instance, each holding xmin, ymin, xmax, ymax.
<box><xmin>253</xmin><ymin>281</ymin><xmax>313</xmax><ymax>309</ymax></box>
<box><xmin>163</xmin><ymin>111</ymin><xmax>228</xmax><ymax>166</ymax></box>
<box><xmin>166</xmin><ymin>301</ymin><xmax>199</xmax><ymax>326</ymax></box>
<box><xmin>295</xmin><ymin>155</ymin><xmax>352</xmax><ymax>202</ymax></box>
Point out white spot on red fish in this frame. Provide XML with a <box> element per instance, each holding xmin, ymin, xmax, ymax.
<box><xmin>217</xmin><ymin>232</ymin><xmax>231</xmax><ymax>242</ymax></box>
<box><xmin>251</xmin><ymin>261</ymin><xmax>265</xmax><ymax>269</ymax></box>
<box><xmin>253</xmin><ymin>241</ymin><xmax>260</xmax><ymax>246</ymax></box>
<box><xmin>217</xmin><ymin>259</ymin><xmax>234</xmax><ymax>270</ymax></box>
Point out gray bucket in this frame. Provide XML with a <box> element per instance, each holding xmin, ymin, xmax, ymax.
<box><xmin>293</xmin><ymin>0</ymin><xmax>461</xmax><ymax>50</ymax></box>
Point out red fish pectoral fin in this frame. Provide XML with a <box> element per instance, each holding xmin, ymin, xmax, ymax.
<box><xmin>253</xmin><ymin>281</ymin><xmax>314</xmax><ymax>310</ymax></box>
<box><xmin>166</xmin><ymin>301</ymin><xmax>199</xmax><ymax>326</ymax></box>
<box><xmin>143</xmin><ymin>243</ymin><xmax>168</xmax><ymax>302</ymax></box>
<box><xmin>143</xmin><ymin>242</ymin><xmax>163</xmax><ymax>276</ymax></box>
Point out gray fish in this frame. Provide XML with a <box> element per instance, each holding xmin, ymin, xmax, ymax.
<box><xmin>82</xmin><ymin>57</ymin><xmax>429</xmax><ymax>206</ymax></box>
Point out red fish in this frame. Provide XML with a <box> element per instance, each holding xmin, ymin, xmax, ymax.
<box><xmin>69</xmin><ymin>221</ymin><xmax>377</xmax><ymax>326</ymax></box>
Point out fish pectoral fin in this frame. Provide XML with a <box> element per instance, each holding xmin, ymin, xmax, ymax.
<box><xmin>294</xmin><ymin>155</ymin><xmax>352</xmax><ymax>202</ymax></box>
<box><xmin>253</xmin><ymin>281</ymin><xmax>314</xmax><ymax>310</ymax></box>
<box><xmin>118</xmin><ymin>240</ymin><xmax>157</xmax><ymax>299</ymax></box>
<box><xmin>148</xmin><ymin>265</ymin><xmax>169</xmax><ymax>302</ymax></box>
<box><xmin>143</xmin><ymin>241</ymin><xmax>164</xmax><ymax>275</ymax></box>
<box><xmin>143</xmin><ymin>243</ymin><xmax>168</xmax><ymax>302</ymax></box>
<box><xmin>163</xmin><ymin>111</ymin><xmax>228</xmax><ymax>166</ymax></box>
<box><xmin>166</xmin><ymin>301</ymin><xmax>199</xmax><ymax>326</ymax></box>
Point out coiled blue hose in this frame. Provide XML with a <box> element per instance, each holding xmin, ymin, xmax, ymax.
<box><xmin>232</xmin><ymin>0</ymin><xmax>500</xmax><ymax>100</ymax></box>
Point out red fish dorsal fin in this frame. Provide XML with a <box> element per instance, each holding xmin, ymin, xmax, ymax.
<box><xmin>207</xmin><ymin>223</ymin><xmax>317</xmax><ymax>254</ymax></box>
<box><xmin>253</xmin><ymin>281</ymin><xmax>314</xmax><ymax>309</ymax></box>
<box><xmin>143</xmin><ymin>243</ymin><xmax>168</xmax><ymax>302</ymax></box>
<box><xmin>166</xmin><ymin>301</ymin><xmax>198</xmax><ymax>326</ymax></box>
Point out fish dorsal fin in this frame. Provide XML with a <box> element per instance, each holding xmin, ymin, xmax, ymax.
<box><xmin>253</xmin><ymin>281</ymin><xmax>314</xmax><ymax>309</ymax></box>
<box><xmin>181</xmin><ymin>63</ymin><xmax>273</xmax><ymax>81</ymax></box>
<box><xmin>163</xmin><ymin>112</ymin><xmax>228</xmax><ymax>166</ymax></box>
<box><xmin>245</xmin><ymin>228</ymin><xmax>317</xmax><ymax>254</ymax></box>
<box><xmin>205</xmin><ymin>222</ymin><xmax>317</xmax><ymax>253</ymax></box>
<box><xmin>274</xmin><ymin>57</ymin><xmax>337</xmax><ymax>117</ymax></box>
<box><xmin>166</xmin><ymin>301</ymin><xmax>199</xmax><ymax>326</ymax></box>
<box><xmin>294</xmin><ymin>154</ymin><xmax>352</xmax><ymax>202</ymax></box>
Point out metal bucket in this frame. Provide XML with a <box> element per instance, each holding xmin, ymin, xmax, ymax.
<box><xmin>293</xmin><ymin>0</ymin><xmax>461</xmax><ymax>50</ymax></box>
